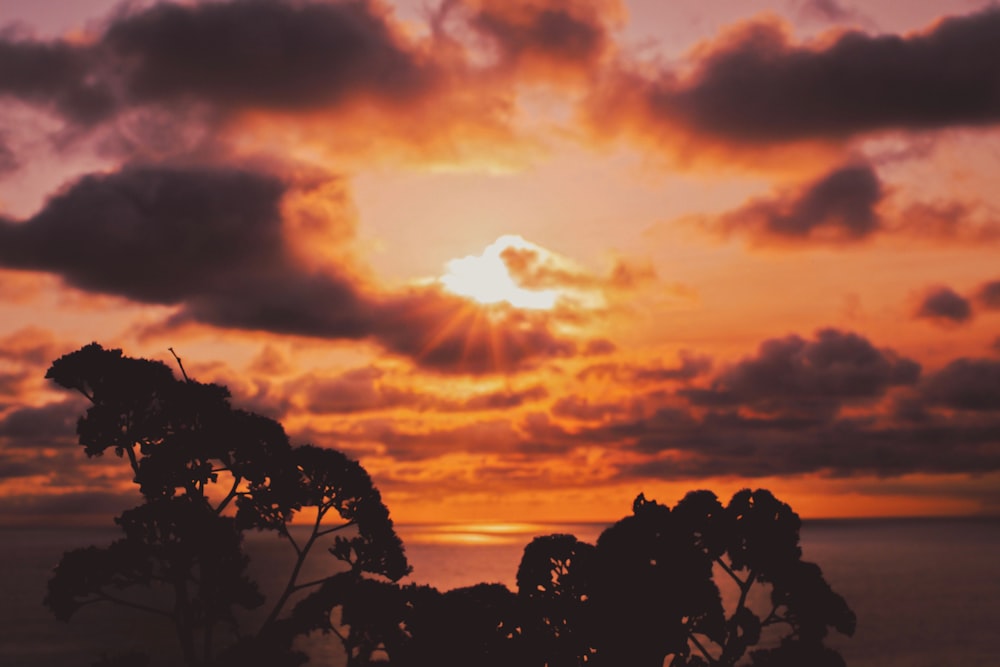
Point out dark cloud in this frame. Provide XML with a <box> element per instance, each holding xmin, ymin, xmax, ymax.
<box><xmin>372</xmin><ymin>291</ymin><xmax>576</xmax><ymax>373</ymax></box>
<box><xmin>975</xmin><ymin>279</ymin><xmax>1000</xmax><ymax>310</ymax></box>
<box><xmin>465</xmin><ymin>0</ymin><xmax>609</xmax><ymax>73</ymax></box>
<box><xmin>565</xmin><ymin>338</ymin><xmax>1000</xmax><ymax>481</ymax></box>
<box><xmin>586</xmin><ymin>8</ymin><xmax>1000</xmax><ymax>158</ymax></box>
<box><xmin>100</xmin><ymin>0</ymin><xmax>433</xmax><ymax>112</ymax></box>
<box><xmin>0</xmin><ymin>38</ymin><xmax>114</xmax><ymax>125</ymax></box>
<box><xmin>612</xmin><ymin>411</ymin><xmax>1000</xmax><ymax>481</ymax></box>
<box><xmin>921</xmin><ymin>358</ymin><xmax>1000</xmax><ymax>412</ymax></box>
<box><xmin>2</xmin><ymin>165</ymin><xmax>291</xmax><ymax>300</ymax></box>
<box><xmin>0</xmin><ymin>399</ymin><xmax>83</xmax><ymax>444</ymax></box>
<box><xmin>0</xmin><ymin>164</ymin><xmax>372</xmax><ymax>333</ymax></box>
<box><xmin>679</xmin><ymin>329</ymin><xmax>920</xmax><ymax>418</ymax></box>
<box><xmin>914</xmin><ymin>286</ymin><xmax>973</xmax><ymax>324</ymax></box>
<box><xmin>715</xmin><ymin>164</ymin><xmax>883</xmax><ymax>242</ymax></box>
<box><xmin>570</xmin><ymin>398</ymin><xmax>1000</xmax><ymax>482</ymax></box>
<box><xmin>271</xmin><ymin>337</ymin><xmax>1000</xmax><ymax>483</ymax></box>
<box><xmin>0</xmin><ymin>0</ymin><xmax>433</xmax><ymax>127</ymax></box>
<box><xmin>654</xmin><ymin>8</ymin><xmax>1000</xmax><ymax>143</ymax></box>
<box><xmin>0</xmin><ymin>165</ymin><xmax>577</xmax><ymax>374</ymax></box>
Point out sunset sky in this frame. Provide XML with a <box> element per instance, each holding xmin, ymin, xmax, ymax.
<box><xmin>1</xmin><ymin>0</ymin><xmax>999</xmax><ymax>526</ymax></box>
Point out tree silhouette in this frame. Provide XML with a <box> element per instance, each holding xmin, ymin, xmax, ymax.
<box><xmin>43</xmin><ymin>344</ymin><xmax>854</xmax><ymax>667</ymax></box>
<box><xmin>44</xmin><ymin>343</ymin><xmax>410</xmax><ymax>667</ymax></box>
<box><xmin>510</xmin><ymin>490</ymin><xmax>856</xmax><ymax>667</ymax></box>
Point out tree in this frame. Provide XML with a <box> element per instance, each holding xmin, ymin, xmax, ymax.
<box><xmin>44</xmin><ymin>343</ymin><xmax>410</xmax><ymax>667</ymax></box>
<box><xmin>512</xmin><ymin>490</ymin><xmax>856</xmax><ymax>667</ymax></box>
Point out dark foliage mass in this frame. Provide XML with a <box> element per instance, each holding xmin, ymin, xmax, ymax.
<box><xmin>45</xmin><ymin>344</ymin><xmax>854</xmax><ymax>667</ymax></box>
<box><xmin>44</xmin><ymin>344</ymin><xmax>409</xmax><ymax>667</ymax></box>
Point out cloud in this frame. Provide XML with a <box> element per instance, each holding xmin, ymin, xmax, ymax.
<box><xmin>312</xmin><ymin>417</ymin><xmax>528</xmax><ymax>462</ymax></box>
<box><xmin>712</xmin><ymin>163</ymin><xmax>883</xmax><ymax>242</ymax></box>
<box><xmin>501</xmin><ymin>243</ymin><xmax>657</xmax><ymax>292</ymax></box>
<box><xmin>610</xmin><ymin>410</ymin><xmax>1000</xmax><ymax>480</ymax></box>
<box><xmin>0</xmin><ymin>164</ymin><xmax>579</xmax><ymax>374</ymax></box>
<box><xmin>664</xmin><ymin>9</ymin><xmax>1000</xmax><ymax>141</ymax></box>
<box><xmin>0</xmin><ymin>327</ymin><xmax>63</xmax><ymax>370</ymax></box>
<box><xmin>567</xmin><ymin>355</ymin><xmax>1000</xmax><ymax>481</ymax></box>
<box><xmin>460</xmin><ymin>0</ymin><xmax>616</xmax><ymax>78</ymax></box>
<box><xmin>0</xmin><ymin>399</ymin><xmax>83</xmax><ymax>444</ymax></box>
<box><xmin>975</xmin><ymin>279</ymin><xmax>1000</xmax><ymax>310</ymax></box>
<box><xmin>0</xmin><ymin>38</ymin><xmax>114</xmax><ymax>125</ymax></box>
<box><xmin>577</xmin><ymin>351</ymin><xmax>713</xmax><ymax>383</ymax></box>
<box><xmin>914</xmin><ymin>286</ymin><xmax>973</xmax><ymax>325</ymax></box>
<box><xmin>695</xmin><ymin>169</ymin><xmax>1000</xmax><ymax>246</ymax></box>
<box><xmin>798</xmin><ymin>0</ymin><xmax>862</xmax><ymax>23</ymax></box>
<box><xmin>100</xmin><ymin>0</ymin><xmax>434</xmax><ymax>113</ymax></box>
<box><xmin>0</xmin><ymin>1</ymin><xmax>433</xmax><ymax>122</ymax></box>
<box><xmin>889</xmin><ymin>199</ymin><xmax>1000</xmax><ymax>243</ymax></box>
<box><xmin>295</xmin><ymin>366</ymin><xmax>546</xmax><ymax>414</ymax></box>
<box><xmin>921</xmin><ymin>358</ymin><xmax>1000</xmax><ymax>412</ymax></box>
<box><xmin>551</xmin><ymin>395</ymin><xmax>631</xmax><ymax>422</ymax></box>
<box><xmin>585</xmin><ymin>8</ymin><xmax>1000</xmax><ymax>164</ymax></box>
<box><xmin>0</xmin><ymin>0</ymin><xmax>532</xmax><ymax>170</ymax></box>
<box><xmin>371</xmin><ymin>290</ymin><xmax>577</xmax><ymax>373</ymax></box>
<box><xmin>633</xmin><ymin>352</ymin><xmax>714</xmax><ymax>382</ymax></box>
<box><xmin>678</xmin><ymin>329</ymin><xmax>920</xmax><ymax>418</ymax></box>
<box><xmin>0</xmin><ymin>327</ymin><xmax>64</xmax><ymax>399</ymax></box>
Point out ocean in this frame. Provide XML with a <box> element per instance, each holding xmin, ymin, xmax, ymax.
<box><xmin>2</xmin><ymin>518</ymin><xmax>998</xmax><ymax>667</ymax></box>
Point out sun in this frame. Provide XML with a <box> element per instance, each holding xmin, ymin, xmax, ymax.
<box><xmin>439</xmin><ymin>235</ymin><xmax>561</xmax><ymax>310</ymax></box>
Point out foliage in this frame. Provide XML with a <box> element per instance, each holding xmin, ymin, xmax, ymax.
<box><xmin>306</xmin><ymin>489</ymin><xmax>855</xmax><ymax>667</ymax></box>
<box><xmin>44</xmin><ymin>343</ymin><xmax>854</xmax><ymax>667</ymax></box>
<box><xmin>44</xmin><ymin>343</ymin><xmax>410</xmax><ymax>667</ymax></box>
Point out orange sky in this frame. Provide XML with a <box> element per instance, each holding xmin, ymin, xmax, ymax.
<box><xmin>1</xmin><ymin>0</ymin><xmax>999</xmax><ymax>525</ymax></box>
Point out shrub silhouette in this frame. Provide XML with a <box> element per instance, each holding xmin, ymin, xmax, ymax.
<box><xmin>44</xmin><ymin>343</ymin><xmax>854</xmax><ymax>667</ymax></box>
<box><xmin>44</xmin><ymin>343</ymin><xmax>410</xmax><ymax>666</ymax></box>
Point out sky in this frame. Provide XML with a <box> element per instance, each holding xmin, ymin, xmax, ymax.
<box><xmin>1</xmin><ymin>0</ymin><xmax>999</xmax><ymax>526</ymax></box>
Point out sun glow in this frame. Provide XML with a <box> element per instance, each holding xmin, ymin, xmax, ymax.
<box><xmin>439</xmin><ymin>235</ymin><xmax>560</xmax><ymax>309</ymax></box>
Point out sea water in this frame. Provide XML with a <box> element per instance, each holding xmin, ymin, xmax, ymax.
<box><xmin>2</xmin><ymin>518</ymin><xmax>998</xmax><ymax>667</ymax></box>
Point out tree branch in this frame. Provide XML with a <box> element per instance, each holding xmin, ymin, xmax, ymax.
<box><xmin>260</xmin><ymin>505</ymin><xmax>328</xmax><ymax>631</ymax></box>
<box><xmin>688</xmin><ymin>632</ymin><xmax>717</xmax><ymax>666</ymax></box>
<box><xmin>316</xmin><ymin>520</ymin><xmax>356</xmax><ymax>538</ymax></box>
<box><xmin>214</xmin><ymin>474</ymin><xmax>243</xmax><ymax>515</ymax></box>
<box><xmin>715</xmin><ymin>558</ymin><xmax>745</xmax><ymax>587</ymax></box>
<box><xmin>97</xmin><ymin>591</ymin><xmax>173</xmax><ymax>618</ymax></box>
<box><xmin>292</xmin><ymin>574</ymin><xmax>341</xmax><ymax>592</ymax></box>
<box><xmin>168</xmin><ymin>348</ymin><xmax>190</xmax><ymax>382</ymax></box>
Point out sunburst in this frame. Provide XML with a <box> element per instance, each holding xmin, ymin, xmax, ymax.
<box><xmin>439</xmin><ymin>235</ymin><xmax>561</xmax><ymax>310</ymax></box>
